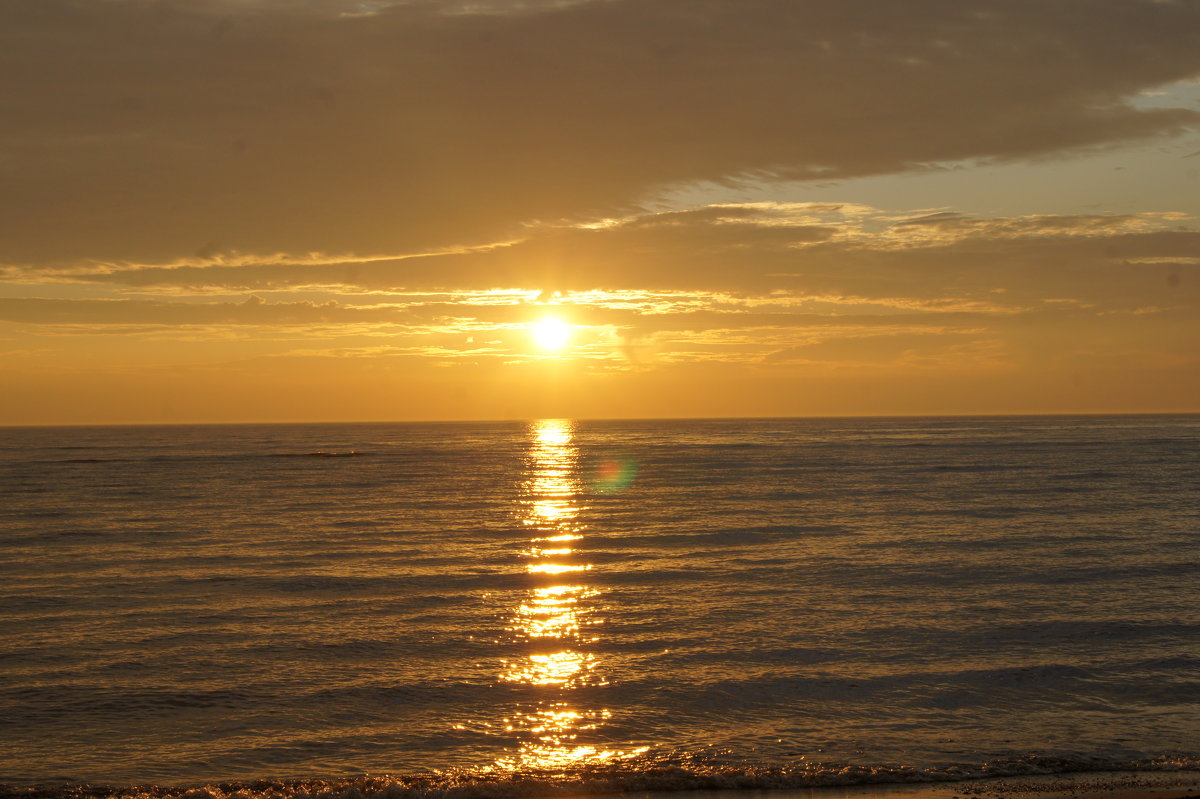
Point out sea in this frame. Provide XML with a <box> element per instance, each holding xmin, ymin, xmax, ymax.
<box><xmin>1</xmin><ymin>415</ymin><xmax>1199</xmax><ymax>799</ymax></box>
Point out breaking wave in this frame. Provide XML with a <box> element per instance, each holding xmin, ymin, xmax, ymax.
<box><xmin>5</xmin><ymin>755</ymin><xmax>1200</xmax><ymax>799</ymax></box>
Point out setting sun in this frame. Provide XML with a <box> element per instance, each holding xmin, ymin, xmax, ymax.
<box><xmin>531</xmin><ymin>317</ymin><xmax>572</xmax><ymax>352</ymax></box>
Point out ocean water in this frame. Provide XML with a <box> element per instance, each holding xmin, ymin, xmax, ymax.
<box><xmin>1</xmin><ymin>416</ymin><xmax>1199</xmax><ymax>797</ymax></box>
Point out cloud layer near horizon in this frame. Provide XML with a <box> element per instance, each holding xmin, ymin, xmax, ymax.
<box><xmin>4</xmin><ymin>206</ymin><xmax>1195</xmax><ymax>369</ymax></box>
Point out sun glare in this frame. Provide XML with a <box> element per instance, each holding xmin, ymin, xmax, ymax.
<box><xmin>531</xmin><ymin>316</ymin><xmax>572</xmax><ymax>352</ymax></box>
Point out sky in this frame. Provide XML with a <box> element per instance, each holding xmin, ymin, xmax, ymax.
<box><xmin>2</xmin><ymin>0</ymin><xmax>1199</xmax><ymax>424</ymax></box>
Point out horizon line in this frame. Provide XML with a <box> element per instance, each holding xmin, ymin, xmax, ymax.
<box><xmin>3</xmin><ymin>409</ymin><xmax>1199</xmax><ymax>430</ymax></box>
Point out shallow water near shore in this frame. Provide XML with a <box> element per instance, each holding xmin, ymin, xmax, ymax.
<box><xmin>1</xmin><ymin>415</ymin><xmax>1198</xmax><ymax>792</ymax></box>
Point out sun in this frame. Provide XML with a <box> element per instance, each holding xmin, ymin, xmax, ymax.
<box><xmin>531</xmin><ymin>316</ymin><xmax>572</xmax><ymax>352</ymax></box>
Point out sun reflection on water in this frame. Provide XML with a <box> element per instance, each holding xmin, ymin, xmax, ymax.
<box><xmin>525</xmin><ymin>562</ymin><xmax>589</xmax><ymax>575</ymax></box>
<box><xmin>509</xmin><ymin>584</ymin><xmax>597</xmax><ymax>639</ymax></box>
<box><xmin>494</xmin><ymin>705</ymin><xmax>635</xmax><ymax>771</ymax></box>
<box><xmin>488</xmin><ymin>419</ymin><xmax>646</xmax><ymax>771</ymax></box>
<box><xmin>500</xmin><ymin>650</ymin><xmax>598</xmax><ymax>687</ymax></box>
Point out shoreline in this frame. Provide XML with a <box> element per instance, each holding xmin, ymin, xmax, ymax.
<box><xmin>3</xmin><ymin>770</ymin><xmax>1200</xmax><ymax>799</ymax></box>
<box><xmin>620</xmin><ymin>772</ymin><xmax>1200</xmax><ymax>799</ymax></box>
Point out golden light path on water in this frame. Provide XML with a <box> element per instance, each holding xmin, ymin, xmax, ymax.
<box><xmin>493</xmin><ymin>419</ymin><xmax>647</xmax><ymax>771</ymax></box>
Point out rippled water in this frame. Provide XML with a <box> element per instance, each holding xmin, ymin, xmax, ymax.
<box><xmin>1</xmin><ymin>416</ymin><xmax>1198</xmax><ymax>792</ymax></box>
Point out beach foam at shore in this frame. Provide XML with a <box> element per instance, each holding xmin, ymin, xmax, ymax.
<box><xmin>4</xmin><ymin>758</ymin><xmax>1200</xmax><ymax>799</ymax></box>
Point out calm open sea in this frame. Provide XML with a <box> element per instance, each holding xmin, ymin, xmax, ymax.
<box><xmin>1</xmin><ymin>416</ymin><xmax>1198</xmax><ymax>797</ymax></box>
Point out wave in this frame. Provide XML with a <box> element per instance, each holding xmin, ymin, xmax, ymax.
<box><xmin>271</xmin><ymin>452</ymin><xmax>364</xmax><ymax>459</ymax></box>
<box><xmin>38</xmin><ymin>451</ymin><xmax>371</xmax><ymax>465</ymax></box>
<box><xmin>3</xmin><ymin>754</ymin><xmax>1200</xmax><ymax>799</ymax></box>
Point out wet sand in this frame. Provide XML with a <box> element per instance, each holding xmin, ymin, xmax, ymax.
<box><xmin>621</xmin><ymin>772</ymin><xmax>1200</xmax><ymax>799</ymax></box>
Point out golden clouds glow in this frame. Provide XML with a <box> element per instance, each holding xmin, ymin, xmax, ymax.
<box><xmin>2</xmin><ymin>204</ymin><xmax>1197</xmax><ymax>411</ymax></box>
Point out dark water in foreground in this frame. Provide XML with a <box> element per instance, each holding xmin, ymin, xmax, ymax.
<box><xmin>1</xmin><ymin>416</ymin><xmax>1198</xmax><ymax>795</ymax></box>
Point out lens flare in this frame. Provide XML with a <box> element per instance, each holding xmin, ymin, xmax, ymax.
<box><xmin>589</xmin><ymin>456</ymin><xmax>637</xmax><ymax>494</ymax></box>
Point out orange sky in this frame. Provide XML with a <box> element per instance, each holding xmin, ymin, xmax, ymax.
<box><xmin>2</xmin><ymin>0</ymin><xmax>1198</xmax><ymax>424</ymax></box>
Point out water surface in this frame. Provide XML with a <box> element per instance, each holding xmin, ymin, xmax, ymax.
<box><xmin>1</xmin><ymin>415</ymin><xmax>1198</xmax><ymax>792</ymax></box>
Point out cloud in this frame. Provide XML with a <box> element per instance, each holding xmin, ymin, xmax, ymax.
<box><xmin>2</xmin><ymin>203</ymin><xmax>1195</xmax><ymax>399</ymax></box>
<box><xmin>0</xmin><ymin>296</ymin><xmax>411</xmax><ymax>326</ymax></box>
<box><xmin>762</xmin><ymin>331</ymin><xmax>993</xmax><ymax>365</ymax></box>
<box><xmin>3</xmin><ymin>0</ymin><xmax>1200</xmax><ymax>268</ymax></box>
<box><xmin>24</xmin><ymin>206</ymin><xmax>1195</xmax><ymax>316</ymax></box>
